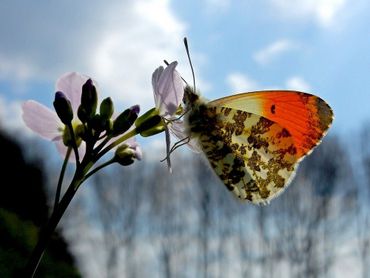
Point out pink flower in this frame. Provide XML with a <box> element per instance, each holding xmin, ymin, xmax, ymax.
<box><xmin>152</xmin><ymin>61</ymin><xmax>184</xmax><ymax>117</ymax></box>
<box><xmin>22</xmin><ymin>72</ymin><xmax>90</xmax><ymax>160</ymax></box>
<box><xmin>152</xmin><ymin>62</ymin><xmax>201</xmax><ymax>153</ymax></box>
<box><xmin>22</xmin><ymin>72</ymin><xmax>141</xmax><ymax>161</ymax></box>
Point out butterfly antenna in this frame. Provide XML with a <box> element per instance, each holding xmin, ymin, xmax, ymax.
<box><xmin>163</xmin><ymin>59</ymin><xmax>188</xmax><ymax>85</ymax></box>
<box><xmin>184</xmin><ymin>37</ymin><xmax>196</xmax><ymax>93</ymax></box>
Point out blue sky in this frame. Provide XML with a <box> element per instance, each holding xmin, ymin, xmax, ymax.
<box><xmin>0</xmin><ymin>0</ymin><xmax>369</xmax><ymax>146</ymax></box>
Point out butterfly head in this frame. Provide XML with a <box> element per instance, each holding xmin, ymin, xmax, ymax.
<box><xmin>183</xmin><ymin>85</ymin><xmax>199</xmax><ymax>107</ymax></box>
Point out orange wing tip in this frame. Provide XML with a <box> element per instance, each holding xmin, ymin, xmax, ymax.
<box><xmin>260</xmin><ymin>93</ymin><xmax>334</xmax><ymax>158</ymax></box>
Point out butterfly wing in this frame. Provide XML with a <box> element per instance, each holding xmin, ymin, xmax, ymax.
<box><xmin>209</xmin><ymin>90</ymin><xmax>333</xmax><ymax>158</ymax></box>
<box><xmin>190</xmin><ymin>105</ymin><xmax>300</xmax><ymax>203</ymax></box>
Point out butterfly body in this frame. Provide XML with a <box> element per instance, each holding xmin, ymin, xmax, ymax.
<box><xmin>183</xmin><ymin>87</ymin><xmax>333</xmax><ymax>204</ymax></box>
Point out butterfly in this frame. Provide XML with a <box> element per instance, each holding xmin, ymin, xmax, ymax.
<box><xmin>183</xmin><ymin>87</ymin><xmax>334</xmax><ymax>204</ymax></box>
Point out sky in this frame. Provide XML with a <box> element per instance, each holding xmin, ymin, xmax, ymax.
<box><xmin>0</xmin><ymin>0</ymin><xmax>369</xmax><ymax>152</ymax></box>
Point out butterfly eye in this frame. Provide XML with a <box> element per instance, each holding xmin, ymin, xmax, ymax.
<box><xmin>183</xmin><ymin>86</ymin><xmax>198</xmax><ymax>106</ymax></box>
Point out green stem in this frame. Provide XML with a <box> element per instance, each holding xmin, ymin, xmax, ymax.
<box><xmin>24</xmin><ymin>154</ymin><xmax>96</xmax><ymax>277</ymax></box>
<box><xmin>94</xmin><ymin>134</ymin><xmax>113</xmax><ymax>155</ymax></box>
<box><xmin>97</xmin><ymin>128</ymin><xmax>138</xmax><ymax>160</ymax></box>
<box><xmin>23</xmin><ymin>172</ymin><xmax>83</xmax><ymax>277</ymax></box>
<box><xmin>82</xmin><ymin>158</ymin><xmax>115</xmax><ymax>182</ymax></box>
<box><xmin>53</xmin><ymin>147</ymin><xmax>72</xmax><ymax>212</ymax></box>
<box><xmin>23</xmin><ymin>123</ymin><xmax>138</xmax><ymax>277</ymax></box>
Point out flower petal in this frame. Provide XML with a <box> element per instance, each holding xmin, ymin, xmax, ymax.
<box><xmin>22</xmin><ymin>100</ymin><xmax>63</xmax><ymax>140</ymax></box>
<box><xmin>134</xmin><ymin>145</ymin><xmax>143</xmax><ymax>160</ymax></box>
<box><xmin>152</xmin><ymin>66</ymin><xmax>164</xmax><ymax>108</ymax></box>
<box><xmin>55</xmin><ymin>72</ymin><xmax>91</xmax><ymax>114</ymax></box>
<box><xmin>153</xmin><ymin>62</ymin><xmax>184</xmax><ymax>116</ymax></box>
<box><xmin>124</xmin><ymin>137</ymin><xmax>142</xmax><ymax>160</ymax></box>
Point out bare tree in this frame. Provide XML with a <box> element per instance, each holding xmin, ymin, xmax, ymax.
<box><xmin>271</xmin><ymin>136</ymin><xmax>355</xmax><ymax>278</ymax></box>
<box><xmin>60</xmin><ymin>134</ymin><xmax>360</xmax><ymax>278</ymax></box>
<box><xmin>356</xmin><ymin>124</ymin><xmax>370</xmax><ymax>278</ymax></box>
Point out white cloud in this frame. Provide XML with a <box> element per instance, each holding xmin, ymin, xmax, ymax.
<box><xmin>90</xmin><ymin>0</ymin><xmax>187</xmax><ymax>109</ymax></box>
<box><xmin>269</xmin><ymin>0</ymin><xmax>347</xmax><ymax>27</ymax></box>
<box><xmin>226</xmin><ymin>72</ymin><xmax>259</xmax><ymax>92</ymax></box>
<box><xmin>253</xmin><ymin>39</ymin><xmax>297</xmax><ymax>65</ymax></box>
<box><xmin>285</xmin><ymin>76</ymin><xmax>311</xmax><ymax>92</ymax></box>
<box><xmin>0</xmin><ymin>0</ymin><xmax>193</xmax><ymax>111</ymax></box>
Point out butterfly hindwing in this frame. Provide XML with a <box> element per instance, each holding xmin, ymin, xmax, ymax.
<box><xmin>190</xmin><ymin>104</ymin><xmax>300</xmax><ymax>203</ymax></box>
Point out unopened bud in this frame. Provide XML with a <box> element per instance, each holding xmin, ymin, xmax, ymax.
<box><xmin>136</xmin><ymin>115</ymin><xmax>165</xmax><ymax>137</ymax></box>
<box><xmin>115</xmin><ymin>144</ymin><xmax>135</xmax><ymax>166</ymax></box>
<box><xmin>53</xmin><ymin>91</ymin><xmax>73</xmax><ymax>125</ymax></box>
<box><xmin>135</xmin><ymin>107</ymin><xmax>157</xmax><ymax>127</ymax></box>
<box><xmin>80</xmin><ymin>79</ymin><xmax>98</xmax><ymax>120</ymax></box>
<box><xmin>100</xmin><ymin>97</ymin><xmax>114</xmax><ymax>120</ymax></box>
<box><xmin>112</xmin><ymin>105</ymin><xmax>140</xmax><ymax>136</ymax></box>
<box><xmin>90</xmin><ymin>114</ymin><xmax>106</xmax><ymax>133</ymax></box>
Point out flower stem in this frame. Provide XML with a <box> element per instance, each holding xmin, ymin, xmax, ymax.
<box><xmin>53</xmin><ymin>147</ymin><xmax>72</xmax><ymax>212</ymax></box>
<box><xmin>94</xmin><ymin>134</ymin><xmax>113</xmax><ymax>155</ymax></box>
<box><xmin>82</xmin><ymin>158</ymin><xmax>115</xmax><ymax>182</ymax></box>
<box><xmin>23</xmin><ymin>160</ymin><xmax>90</xmax><ymax>277</ymax></box>
<box><xmin>97</xmin><ymin>128</ymin><xmax>138</xmax><ymax>160</ymax></box>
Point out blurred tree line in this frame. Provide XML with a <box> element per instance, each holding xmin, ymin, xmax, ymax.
<box><xmin>60</xmin><ymin>128</ymin><xmax>370</xmax><ymax>278</ymax></box>
<box><xmin>3</xmin><ymin>125</ymin><xmax>370</xmax><ymax>278</ymax></box>
<box><xmin>0</xmin><ymin>130</ymin><xmax>80</xmax><ymax>277</ymax></box>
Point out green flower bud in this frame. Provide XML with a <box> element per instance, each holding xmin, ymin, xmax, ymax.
<box><xmin>135</xmin><ymin>107</ymin><xmax>158</xmax><ymax>127</ymax></box>
<box><xmin>136</xmin><ymin>115</ymin><xmax>165</xmax><ymax>137</ymax></box>
<box><xmin>90</xmin><ymin>114</ymin><xmax>106</xmax><ymax>133</ymax></box>
<box><xmin>53</xmin><ymin>92</ymin><xmax>73</xmax><ymax>125</ymax></box>
<box><xmin>100</xmin><ymin>97</ymin><xmax>114</xmax><ymax>120</ymax></box>
<box><xmin>77</xmin><ymin>106</ymin><xmax>88</xmax><ymax>123</ymax></box>
<box><xmin>112</xmin><ymin>105</ymin><xmax>139</xmax><ymax>136</ymax></box>
<box><xmin>114</xmin><ymin>144</ymin><xmax>135</xmax><ymax>166</ymax></box>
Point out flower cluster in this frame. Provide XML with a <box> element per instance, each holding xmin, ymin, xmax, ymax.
<box><xmin>22</xmin><ymin>61</ymin><xmax>192</xmax><ymax>172</ymax></box>
<box><xmin>23</xmin><ymin>72</ymin><xmax>141</xmax><ymax>164</ymax></box>
<box><xmin>21</xmin><ymin>61</ymin><xmax>190</xmax><ymax>276</ymax></box>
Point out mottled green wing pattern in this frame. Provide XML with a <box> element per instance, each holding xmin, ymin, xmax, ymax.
<box><xmin>189</xmin><ymin>106</ymin><xmax>300</xmax><ymax>204</ymax></box>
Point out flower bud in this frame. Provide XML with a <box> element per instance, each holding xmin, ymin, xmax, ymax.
<box><xmin>100</xmin><ymin>97</ymin><xmax>114</xmax><ymax>120</ymax></box>
<box><xmin>53</xmin><ymin>91</ymin><xmax>73</xmax><ymax>125</ymax></box>
<box><xmin>136</xmin><ymin>115</ymin><xmax>165</xmax><ymax>137</ymax></box>
<box><xmin>80</xmin><ymin>79</ymin><xmax>98</xmax><ymax>120</ymax></box>
<box><xmin>135</xmin><ymin>108</ymin><xmax>166</xmax><ymax>137</ymax></box>
<box><xmin>114</xmin><ymin>144</ymin><xmax>135</xmax><ymax>166</ymax></box>
<box><xmin>90</xmin><ymin>114</ymin><xmax>106</xmax><ymax>133</ymax></box>
<box><xmin>135</xmin><ymin>107</ymin><xmax>158</xmax><ymax>127</ymax></box>
<box><xmin>77</xmin><ymin>106</ymin><xmax>88</xmax><ymax>123</ymax></box>
<box><xmin>112</xmin><ymin>105</ymin><xmax>140</xmax><ymax>136</ymax></box>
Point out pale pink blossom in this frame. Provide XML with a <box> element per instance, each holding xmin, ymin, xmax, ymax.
<box><xmin>22</xmin><ymin>72</ymin><xmax>141</xmax><ymax>161</ymax></box>
<box><xmin>152</xmin><ymin>62</ymin><xmax>201</xmax><ymax>153</ymax></box>
<box><xmin>23</xmin><ymin>72</ymin><xmax>89</xmax><ymax>160</ymax></box>
<box><xmin>152</xmin><ymin>61</ymin><xmax>184</xmax><ymax>117</ymax></box>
